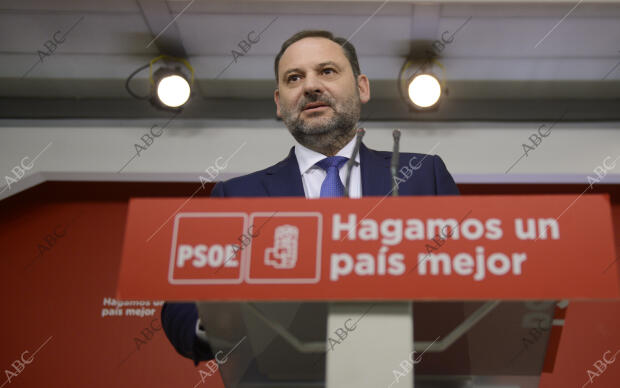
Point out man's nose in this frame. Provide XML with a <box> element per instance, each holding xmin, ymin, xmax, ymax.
<box><xmin>302</xmin><ymin>73</ymin><xmax>324</xmax><ymax>96</ymax></box>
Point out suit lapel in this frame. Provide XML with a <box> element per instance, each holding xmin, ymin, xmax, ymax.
<box><xmin>261</xmin><ymin>142</ymin><xmax>392</xmax><ymax>197</ymax></box>
<box><xmin>360</xmin><ymin>142</ymin><xmax>392</xmax><ymax>196</ymax></box>
<box><xmin>262</xmin><ymin>146</ymin><xmax>306</xmax><ymax>197</ymax></box>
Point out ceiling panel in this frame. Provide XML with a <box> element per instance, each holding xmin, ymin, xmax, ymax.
<box><xmin>0</xmin><ymin>0</ymin><xmax>618</xmax><ymax>119</ymax></box>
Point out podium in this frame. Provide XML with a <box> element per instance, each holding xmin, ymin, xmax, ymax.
<box><xmin>118</xmin><ymin>195</ymin><xmax>619</xmax><ymax>387</ymax></box>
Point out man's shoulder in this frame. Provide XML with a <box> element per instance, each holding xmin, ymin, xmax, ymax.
<box><xmin>212</xmin><ymin>148</ymin><xmax>295</xmax><ymax>195</ymax></box>
<box><xmin>367</xmin><ymin>146</ymin><xmax>439</xmax><ymax>171</ymax></box>
<box><xmin>227</xmin><ymin>153</ymin><xmax>291</xmax><ymax>184</ymax></box>
<box><xmin>219</xmin><ymin>166</ymin><xmax>270</xmax><ymax>189</ymax></box>
<box><xmin>366</xmin><ymin>146</ymin><xmax>458</xmax><ymax>195</ymax></box>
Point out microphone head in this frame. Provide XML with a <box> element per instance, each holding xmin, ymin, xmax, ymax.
<box><xmin>356</xmin><ymin>127</ymin><xmax>366</xmax><ymax>137</ymax></box>
<box><xmin>393</xmin><ymin>129</ymin><xmax>401</xmax><ymax>141</ymax></box>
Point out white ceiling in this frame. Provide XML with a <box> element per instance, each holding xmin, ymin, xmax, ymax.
<box><xmin>0</xmin><ymin>0</ymin><xmax>619</xmax><ymax>119</ymax></box>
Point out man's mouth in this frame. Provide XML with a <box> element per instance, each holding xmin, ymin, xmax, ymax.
<box><xmin>302</xmin><ymin>102</ymin><xmax>330</xmax><ymax>112</ymax></box>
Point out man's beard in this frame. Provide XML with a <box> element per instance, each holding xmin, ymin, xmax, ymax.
<box><xmin>281</xmin><ymin>91</ymin><xmax>361</xmax><ymax>155</ymax></box>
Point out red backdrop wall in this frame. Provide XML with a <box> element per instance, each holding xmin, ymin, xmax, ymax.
<box><xmin>0</xmin><ymin>181</ymin><xmax>618</xmax><ymax>388</ymax></box>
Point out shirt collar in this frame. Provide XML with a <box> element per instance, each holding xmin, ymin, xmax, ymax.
<box><xmin>294</xmin><ymin>134</ymin><xmax>361</xmax><ymax>175</ymax></box>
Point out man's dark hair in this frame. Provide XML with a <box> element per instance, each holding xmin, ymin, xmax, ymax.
<box><xmin>274</xmin><ymin>30</ymin><xmax>361</xmax><ymax>85</ymax></box>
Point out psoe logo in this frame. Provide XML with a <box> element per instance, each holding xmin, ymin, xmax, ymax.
<box><xmin>168</xmin><ymin>212</ymin><xmax>247</xmax><ymax>285</ymax></box>
<box><xmin>264</xmin><ymin>225</ymin><xmax>299</xmax><ymax>269</ymax></box>
<box><xmin>246</xmin><ymin>212</ymin><xmax>322</xmax><ymax>284</ymax></box>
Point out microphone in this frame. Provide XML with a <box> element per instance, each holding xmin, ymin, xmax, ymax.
<box><xmin>391</xmin><ymin>129</ymin><xmax>401</xmax><ymax>196</ymax></box>
<box><xmin>344</xmin><ymin>127</ymin><xmax>365</xmax><ymax>197</ymax></box>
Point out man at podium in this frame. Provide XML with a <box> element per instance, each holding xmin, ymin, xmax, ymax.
<box><xmin>161</xmin><ymin>29</ymin><xmax>459</xmax><ymax>366</ymax></box>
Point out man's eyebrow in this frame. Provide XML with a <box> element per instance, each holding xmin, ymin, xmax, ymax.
<box><xmin>281</xmin><ymin>61</ymin><xmax>341</xmax><ymax>80</ymax></box>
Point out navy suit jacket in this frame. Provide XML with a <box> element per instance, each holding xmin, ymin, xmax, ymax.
<box><xmin>161</xmin><ymin>142</ymin><xmax>459</xmax><ymax>365</ymax></box>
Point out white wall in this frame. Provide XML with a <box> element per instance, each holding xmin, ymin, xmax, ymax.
<box><xmin>0</xmin><ymin>119</ymin><xmax>619</xmax><ymax>200</ymax></box>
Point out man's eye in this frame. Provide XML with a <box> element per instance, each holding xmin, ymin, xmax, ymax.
<box><xmin>287</xmin><ymin>69</ymin><xmax>335</xmax><ymax>82</ymax></box>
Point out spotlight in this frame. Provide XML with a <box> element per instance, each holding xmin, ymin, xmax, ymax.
<box><xmin>124</xmin><ymin>55</ymin><xmax>194</xmax><ymax>112</ymax></box>
<box><xmin>152</xmin><ymin>68</ymin><xmax>191</xmax><ymax>109</ymax></box>
<box><xmin>398</xmin><ymin>50</ymin><xmax>446</xmax><ymax>111</ymax></box>
<box><xmin>407</xmin><ymin>73</ymin><xmax>441</xmax><ymax>108</ymax></box>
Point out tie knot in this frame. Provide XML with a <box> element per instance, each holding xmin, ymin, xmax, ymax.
<box><xmin>316</xmin><ymin>156</ymin><xmax>349</xmax><ymax>171</ymax></box>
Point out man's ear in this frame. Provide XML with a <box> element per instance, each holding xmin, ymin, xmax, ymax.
<box><xmin>357</xmin><ymin>74</ymin><xmax>371</xmax><ymax>104</ymax></box>
<box><xmin>274</xmin><ymin>88</ymin><xmax>282</xmax><ymax>118</ymax></box>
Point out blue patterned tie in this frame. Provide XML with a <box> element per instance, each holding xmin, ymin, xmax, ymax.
<box><xmin>316</xmin><ymin>156</ymin><xmax>349</xmax><ymax>197</ymax></box>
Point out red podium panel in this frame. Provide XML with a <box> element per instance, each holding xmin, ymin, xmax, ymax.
<box><xmin>117</xmin><ymin>195</ymin><xmax>619</xmax><ymax>301</ymax></box>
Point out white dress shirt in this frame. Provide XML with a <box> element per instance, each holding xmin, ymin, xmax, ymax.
<box><xmin>195</xmin><ymin>135</ymin><xmax>362</xmax><ymax>342</ymax></box>
<box><xmin>294</xmin><ymin>135</ymin><xmax>362</xmax><ymax>199</ymax></box>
